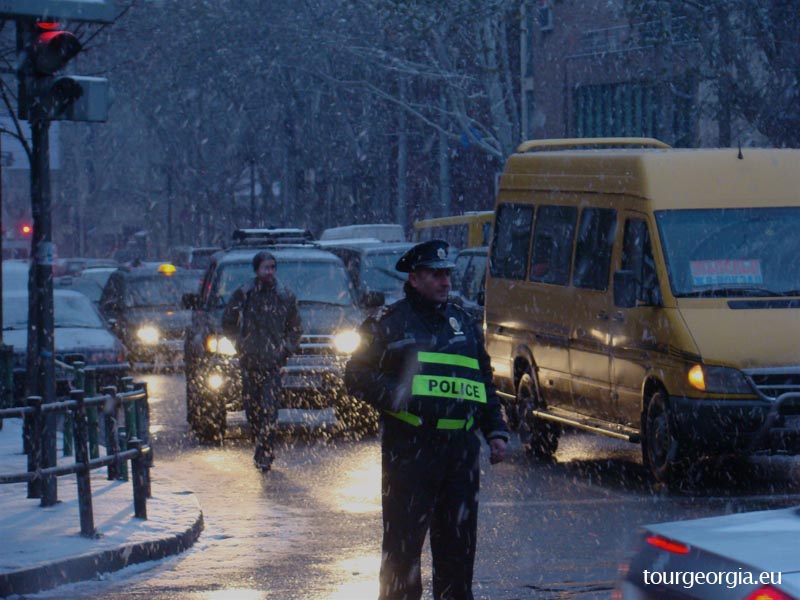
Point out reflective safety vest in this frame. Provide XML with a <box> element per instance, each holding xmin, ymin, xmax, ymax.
<box><xmin>412</xmin><ymin>351</ymin><xmax>487</xmax><ymax>403</ymax></box>
<box><xmin>385</xmin><ymin>351</ymin><xmax>486</xmax><ymax>430</ymax></box>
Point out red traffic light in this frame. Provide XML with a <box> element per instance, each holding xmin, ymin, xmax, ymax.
<box><xmin>26</xmin><ymin>21</ymin><xmax>82</xmax><ymax>75</ymax></box>
<box><xmin>20</xmin><ymin>224</ymin><xmax>32</xmax><ymax>235</ymax></box>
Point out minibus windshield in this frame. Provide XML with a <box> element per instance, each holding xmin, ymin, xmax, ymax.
<box><xmin>656</xmin><ymin>207</ymin><xmax>800</xmax><ymax>298</ymax></box>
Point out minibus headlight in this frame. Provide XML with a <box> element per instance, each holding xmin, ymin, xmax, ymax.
<box><xmin>687</xmin><ymin>364</ymin><xmax>752</xmax><ymax>394</ymax></box>
<box><xmin>205</xmin><ymin>335</ymin><xmax>237</xmax><ymax>356</ymax></box>
<box><xmin>136</xmin><ymin>326</ymin><xmax>160</xmax><ymax>345</ymax></box>
<box><xmin>333</xmin><ymin>329</ymin><xmax>361</xmax><ymax>354</ymax></box>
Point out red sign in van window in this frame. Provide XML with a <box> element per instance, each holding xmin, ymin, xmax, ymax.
<box><xmin>690</xmin><ymin>259</ymin><xmax>763</xmax><ymax>286</ymax></box>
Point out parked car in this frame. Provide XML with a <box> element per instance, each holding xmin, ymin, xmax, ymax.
<box><xmin>98</xmin><ymin>263</ymin><xmax>195</xmax><ymax>368</ymax></box>
<box><xmin>317</xmin><ymin>240</ymin><xmax>415</xmax><ymax>308</ymax></box>
<box><xmin>182</xmin><ymin>230</ymin><xmax>384</xmax><ymax>443</ymax></box>
<box><xmin>79</xmin><ymin>266</ymin><xmax>118</xmax><ymax>292</ymax></box>
<box><xmin>2</xmin><ymin>289</ymin><xmax>128</xmax><ymax>401</ymax></box>
<box><xmin>619</xmin><ymin>506</ymin><xmax>800</xmax><ymax>599</ymax></box>
<box><xmin>2</xmin><ymin>260</ymin><xmax>30</xmax><ymax>292</ymax></box>
<box><xmin>53</xmin><ymin>274</ymin><xmax>105</xmax><ymax>305</ymax></box>
<box><xmin>450</xmin><ymin>246</ymin><xmax>487</xmax><ymax>321</ymax></box>
<box><xmin>55</xmin><ymin>257</ymin><xmax>118</xmax><ymax>277</ymax></box>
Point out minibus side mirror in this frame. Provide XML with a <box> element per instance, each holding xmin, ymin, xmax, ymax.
<box><xmin>477</xmin><ymin>290</ymin><xmax>485</xmax><ymax>307</ymax></box>
<box><xmin>614</xmin><ymin>270</ymin><xmax>637</xmax><ymax>308</ymax></box>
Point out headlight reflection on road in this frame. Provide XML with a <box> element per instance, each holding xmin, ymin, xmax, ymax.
<box><xmin>332</xmin><ymin>452</ymin><xmax>381</xmax><ymax>514</ymax></box>
<box><xmin>322</xmin><ymin>555</ymin><xmax>380</xmax><ymax>600</ymax></box>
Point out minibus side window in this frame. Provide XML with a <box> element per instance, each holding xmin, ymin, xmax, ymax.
<box><xmin>490</xmin><ymin>203</ymin><xmax>533</xmax><ymax>280</ymax></box>
<box><xmin>530</xmin><ymin>205</ymin><xmax>577</xmax><ymax>286</ymax></box>
<box><xmin>621</xmin><ymin>219</ymin><xmax>662</xmax><ymax>306</ymax></box>
<box><xmin>573</xmin><ymin>207</ymin><xmax>617</xmax><ymax>290</ymax></box>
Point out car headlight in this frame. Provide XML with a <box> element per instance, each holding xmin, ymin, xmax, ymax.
<box><xmin>205</xmin><ymin>335</ymin><xmax>237</xmax><ymax>356</ymax></box>
<box><xmin>136</xmin><ymin>326</ymin><xmax>160</xmax><ymax>345</ymax></box>
<box><xmin>687</xmin><ymin>364</ymin><xmax>752</xmax><ymax>394</ymax></box>
<box><xmin>207</xmin><ymin>373</ymin><xmax>225</xmax><ymax>390</ymax></box>
<box><xmin>333</xmin><ymin>329</ymin><xmax>361</xmax><ymax>354</ymax></box>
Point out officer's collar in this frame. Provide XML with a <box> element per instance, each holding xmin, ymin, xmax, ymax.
<box><xmin>405</xmin><ymin>283</ymin><xmax>446</xmax><ymax>314</ymax></box>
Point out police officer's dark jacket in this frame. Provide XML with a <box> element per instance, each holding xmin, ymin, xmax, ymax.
<box><xmin>345</xmin><ymin>284</ymin><xmax>509</xmax><ymax>442</ymax></box>
<box><xmin>222</xmin><ymin>278</ymin><xmax>303</xmax><ymax>371</ymax></box>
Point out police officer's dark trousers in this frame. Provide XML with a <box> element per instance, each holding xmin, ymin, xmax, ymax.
<box><xmin>379</xmin><ymin>421</ymin><xmax>481</xmax><ymax>600</ymax></box>
<box><xmin>241</xmin><ymin>366</ymin><xmax>280</xmax><ymax>466</ymax></box>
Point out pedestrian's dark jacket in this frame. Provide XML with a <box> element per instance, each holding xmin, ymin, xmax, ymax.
<box><xmin>221</xmin><ymin>278</ymin><xmax>302</xmax><ymax>371</ymax></box>
<box><xmin>345</xmin><ymin>284</ymin><xmax>509</xmax><ymax>442</ymax></box>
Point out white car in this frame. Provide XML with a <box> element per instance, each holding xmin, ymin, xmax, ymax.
<box><xmin>619</xmin><ymin>506</ymin><xmax>800</xmax><ymax>599</ymax></box>
<box><xmin>3</xmin><ymin>289</ymin><xmax>129</xmax><ymax>400</ymax></box>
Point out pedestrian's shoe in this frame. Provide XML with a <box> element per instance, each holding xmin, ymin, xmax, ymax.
<box><xmin>254</xmin><ymin>455</ymin><xmax>274</xmax><ymax>472</ymax></box>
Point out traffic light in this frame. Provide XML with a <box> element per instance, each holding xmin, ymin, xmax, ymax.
<box><xmin>20</xmin><ymin>223</ymin><xmax>32</xmax><ymax>236</ymax></box>
<box><xmin>17</xmin><ymin>20</ymin><xmax>108</xmax><ymax>122</ymax></box>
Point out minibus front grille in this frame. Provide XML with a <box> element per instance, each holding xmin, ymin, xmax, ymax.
<box><xmin>744</xmin><ymin>368</ymin><xmax>800</xmax><ymax>401</ymax></box>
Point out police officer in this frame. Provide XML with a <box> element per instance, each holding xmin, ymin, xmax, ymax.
<box><xmin>345</xmin><ymin>239</ymin><xmax>509</xmax><ymax>600</ymax></box>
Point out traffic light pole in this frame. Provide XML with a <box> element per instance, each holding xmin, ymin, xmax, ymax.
<box><xmin>26</xmin><ymin>113</ymin><xmax>56</xmax><ymax>412</ymax></box>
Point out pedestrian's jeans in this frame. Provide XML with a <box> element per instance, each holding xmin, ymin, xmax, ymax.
<box><xmin>241</xmin><ymin>367</ymin><xmax>281</xmax><ymax>465</ymax></box>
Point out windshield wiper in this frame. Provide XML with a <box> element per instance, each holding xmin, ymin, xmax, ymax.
<box><xmin>298</xmin><ymin>299</ymin><xmax>348</xmax><ymax>307</ymax></box>
<box><xmin>678</xmin><ymin>287</ymin><xmax>784</xmax><ymax>298</ymax></box>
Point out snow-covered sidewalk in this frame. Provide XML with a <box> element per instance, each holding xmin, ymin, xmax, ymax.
<box><xmin>0</xmin><ymin>417</ymin><xmax>203</xmax><ymax>596</ymax></box>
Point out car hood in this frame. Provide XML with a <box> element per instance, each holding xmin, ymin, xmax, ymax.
<box><xmin>298</xmin><ymin>303</ymin><xmax>364</xmax><ymax>335</ymax></box>
<box><xmin>3</xmin><ymin>327</ymin><xmax>122</xmax><ymax>356</ymax></box>
<box><xmin>645</xmin><ymin>506</ymin><xmax>800</xmax><ymax>575</ymax></box>
<box><xmin>124</xmin><ymin>307</ymin><xmax>192</xmax><ymax>330</ymax></box>
<box><xmin>678</xmin><ymin>303</ymin><xmax>800</xmax><ymax>368</ymax></box>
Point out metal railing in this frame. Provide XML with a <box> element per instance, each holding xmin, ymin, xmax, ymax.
<box><xmin>0</xmin><ymin>367</ymin><xmax>152</xmax><ymax>538</ymax></box>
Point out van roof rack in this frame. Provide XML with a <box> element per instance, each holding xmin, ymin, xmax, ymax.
<box><xmin>231</xmin><ymin>228</ymin><xmax>315</xmax><ymax>247</ymax></box>
<box><xmin>517</xmin><ymin>137</ymin><xmax>671</xmax><ymax>153</ymax></box>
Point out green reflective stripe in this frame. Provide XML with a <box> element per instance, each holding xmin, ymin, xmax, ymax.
<box><xmin>385</xmin><ymin>411</ymin><xmax>474</xmax><ymax>430</ymax></box>
<box><xmin>384</xmin><ymin>410</ymin><xmax>422</xmax><ymax>427</ymax></box>
<box><xmin>417</xmin><ymin>352</ymin><xmax>479</xmax><ymax>371</ymax></box>
<box><xmin>412</xmin><ymin>374</ymin><xmax>486</xmax><ymax>403</ymax></box>
<box><xmin>436</xmin><ymin>418</ymin><xmax>467</xmax><ymax>430</ymax></box>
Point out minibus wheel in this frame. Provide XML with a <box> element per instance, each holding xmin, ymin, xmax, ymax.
<box><xmin>642</xmin><ymin>391</ymin><xmax>683</xmax><ymax>484</ymax></box>
<box><xmin>518</xmin><ymin>370</ymin><xmax>560</xmax><ymax>459</ymax></box>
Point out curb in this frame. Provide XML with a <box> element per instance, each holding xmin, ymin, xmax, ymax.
<box><xmin>0</xmin><ymin>510</ymin><xmax>204</xmax><ymax>597</ymax></box>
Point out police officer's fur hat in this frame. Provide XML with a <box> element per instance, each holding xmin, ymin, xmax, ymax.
<box><xmin>396</xmin><ymin>239</ymin><xmax>456</xmax><ymax>273</ymax></box>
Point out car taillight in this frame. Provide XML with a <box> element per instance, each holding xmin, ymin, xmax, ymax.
<box><xmin>745</xmin><ymin>586</ymin><xmax>796</xmax><ymax>600</ymax></box>
<box><xmin>645</xmin><ymin>535</ymin><xmax>689</xmax><ymax>554</ymax></box>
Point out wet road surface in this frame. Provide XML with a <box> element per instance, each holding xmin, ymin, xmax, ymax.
<box><xmin>28</xmin><ymin>373</ymin><xmax>800</xmax><ymax>599</ymax></box>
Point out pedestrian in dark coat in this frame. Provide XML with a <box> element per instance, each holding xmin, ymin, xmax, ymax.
<box><xmin>222</xmin><ymin>250</ymin><xmax>302</xmax><ymax>471</ymax></box>
<box><xmin>345</xmin><ymin>239</ymin><xmax>509</xmax><ymax>600</ymax></box>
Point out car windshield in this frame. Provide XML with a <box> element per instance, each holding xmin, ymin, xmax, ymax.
<box><xmin>362</xmin><ymin>250</ymin><xmax>409</xmax><ymax>292</ymax></box>
<box><xmin>124</xmin><ymin>275</ymin><xmax>187</xmax><ymax>307</ymax></box>
<box><xmin>656</xmin><ymin>207</ymin><xmax>800</xmax><ymax>297</ymax></box>
<box><xmin>4</xmin><ymin>293</ymin><xmax>104</xmax><ymax>330</ymax></box>
<box><xmin>213</xmin><ymin>260</ymin><xmax>357</xmax><ymax>307</ymax></box>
